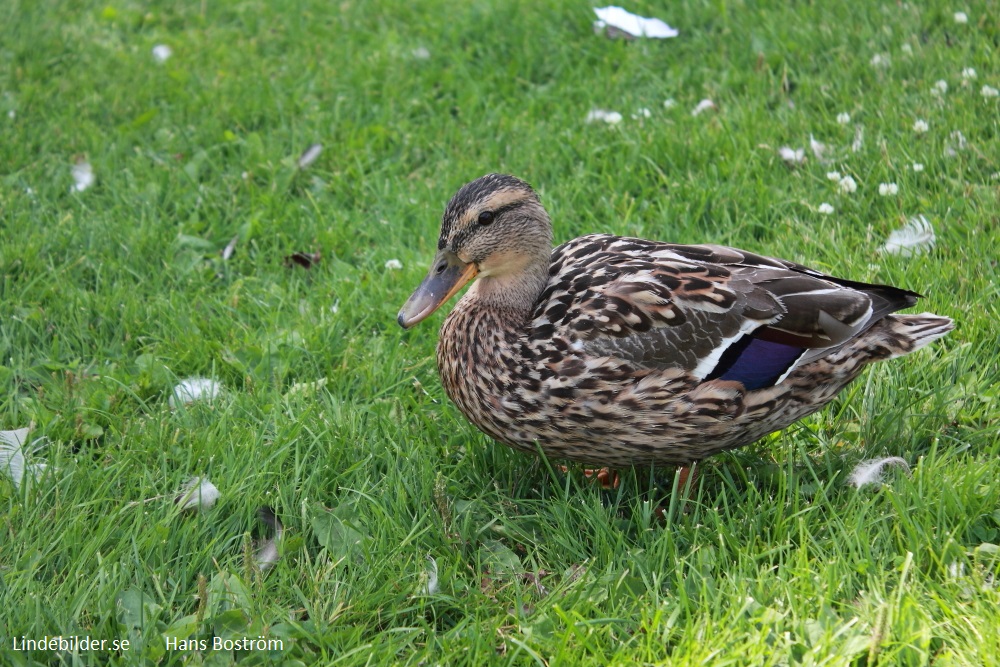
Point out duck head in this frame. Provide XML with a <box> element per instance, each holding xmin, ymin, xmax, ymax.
<box><xmin>398</xmin><ymin>174</ymin><xmax>553</xmax><ymax>328</ymax></box>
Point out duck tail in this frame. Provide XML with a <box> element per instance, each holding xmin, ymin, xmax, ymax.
<box><xmin>870</xmin><ymin>313</ymin><xmax>954</xmax><ymax>359</ymax></box>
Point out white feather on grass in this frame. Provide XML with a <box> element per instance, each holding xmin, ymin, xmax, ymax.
<box><xmin>169</xmin><ymin>378</ymin><xmax>224</xmax><ymax>409</ymax></box>
<box><xmin>221</xmin><ymin>235</ymin><xmax>239</xmax><ymax>261</ymax></box>
<box><xmin>851</xmin><ymin>125</ymin><xmax>864</xmax><ymax>153</ymax></box>
<box><xmin>944</xmin><ymin>130</ymin><xmax>967</xmax><ymax>158</ymax></box>
<box><xmin>255</xmin><ymin>507</ymin><xmax>283</xmax><ymax>570</ymax></box>
<box><xmin>847</xmin><ymin>457</ymin><xmax>910</xmax><ymax>488</ymax></box>
<box><xmin>777</xmin><ymin>146</ymin><xmax>805</xmax><ymax>165</ymax></box>
<box><xmin>691</xmin><ymin>99</ymin><xmax>716</xmax><ymax>116</ymax></box>
<box><xmin>152</xmin><ymin>44</ymin><xmax>173</xmax><ymax>63</ymax></box>
<box><xmin>881</xmin><ymin>215</ymin><xmax>935</xmax><ymax>256</ymax></box>
<box><xmin>297</xmin><ymin>143</ymin><xmax>323</xmax><ymax>169</ymax></box>
<box><xmin>1</xmin><ymin>427</ymin><xmax>50</xmax><ymax>490</ymax></box>
<box><xmin>585</xmin><ymin>109</ymin><xmax>623</xmax><ymax>124</ymax></box>
<box><xmin>175</xmin><ymin>476</ymin><xmax>221</xmax><ymax>511</ymax></box>
<box><xmin>592</xmin><ymin>6</ymin><xmax>678</xmax><ymax>39</ymax></box>
<box><xmin>809</xmin><ymin>135</ymin><xmax>830</xmax><ymax>163</ymax></box>
<box><xmin>0</xmin><ymin>428</ymin><xmax>29</xmax><ymax>489</ymax></box>
<box><xmin>71</xmin><ymin>160</ymin><xmax>95</xmax><ymax>192</ymax></box>
<box><xmin>424</xmin><ymin>556</ymin><xmax>439</xmax><ymax>595</ymax></box>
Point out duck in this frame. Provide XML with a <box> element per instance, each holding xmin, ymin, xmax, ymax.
<box><xmin>397</xmin><ymin>174</ymin><xmax>953</xmax><ymax>467</ymax></box>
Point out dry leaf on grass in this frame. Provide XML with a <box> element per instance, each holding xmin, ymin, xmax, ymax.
<box><xmin>284</xmin><ymin>251</ymin><xmax>321</xmax><ymax>269</ymax></box>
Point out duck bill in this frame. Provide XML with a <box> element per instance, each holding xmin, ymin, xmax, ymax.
<box><xmin>397</xmin><ymin>251</ymin><xmax>478</xmax><ymax>329</ymax></box>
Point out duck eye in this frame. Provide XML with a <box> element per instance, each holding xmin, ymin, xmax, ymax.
<box><xmin>477</xmin><ymin>210</ymin><xmax>495</xmax><ymax>225</ymax></box>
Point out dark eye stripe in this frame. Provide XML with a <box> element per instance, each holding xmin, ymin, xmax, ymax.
<box><xmin>479</xmin><ymin>201</ymin><xmax>524</xmax><ymax>224</ymax></box>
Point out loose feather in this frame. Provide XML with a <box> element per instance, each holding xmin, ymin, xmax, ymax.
<box><xmin>881</xmin><ymin>215</ymin><xmax>935</xmax><ymax>256</ymax></box>
<box><xmin>847</xmin><ymin>457</ymin><xmax>910</xmax><ymax>488</ymax></box>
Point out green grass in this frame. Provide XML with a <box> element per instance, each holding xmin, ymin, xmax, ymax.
<box><xmin>2</xmin><ymin>0</ymin><xmax>999</xmax><ymax>664</ymax></box>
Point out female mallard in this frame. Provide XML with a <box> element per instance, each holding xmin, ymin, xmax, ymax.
<box><xmin>398</xmin><ymin>174</ymin><xmax>953</xmax><ymax>467</ymax></box>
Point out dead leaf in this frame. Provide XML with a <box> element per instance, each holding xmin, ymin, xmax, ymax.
<box><xmin>284</xmin><ymin>251</ymin><xmax>321</xmax><ymax>269</ymax></box>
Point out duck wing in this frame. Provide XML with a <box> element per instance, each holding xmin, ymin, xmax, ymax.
<box><xmin>529</xmin><ymin>234</ymin><xmax>919</xmax><ymax>390</ymax></box>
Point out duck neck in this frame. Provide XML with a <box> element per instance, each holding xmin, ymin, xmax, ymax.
<box><xmin>464</xmin><ymin>257</ymin><xmax>549</xmax><ymax>324</ymax></box>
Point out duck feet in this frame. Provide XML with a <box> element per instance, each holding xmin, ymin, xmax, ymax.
<box><xmin>556</xmin><ymin>465</ymin><xmax>621</xmax><ymax>489</ymax></box>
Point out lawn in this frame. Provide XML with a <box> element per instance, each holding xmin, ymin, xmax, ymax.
<box><xmin>2</xmin><ymin>0</ymin><xmax>999</xmax><ymax>664</ymax></box>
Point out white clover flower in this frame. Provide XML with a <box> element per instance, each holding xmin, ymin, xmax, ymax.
<box><xmin>152</xmin><ymin>44</ymin><xmax>172</xmax><ymax>63</ymax></box>
<box><xmin>913</xmin><ymin>119</ymin><xmax>929</xmax><ymax>133</ymax></box>
<box><xmin>411</xmin><ymin>47</ymin><xmax>431</xmax><ymax>60</ymax></box>
<box><xmin>818</xmin><ymin>203</ymin><xmax>835</xmax><ymax>215</ymax></box>
<box><xmin>838</xmin><ymin>175</ymin><xmax>858</xmax><ymax>194</ymax></box>
<box><xmin>981</xmin><ymin>85</ymin><xmax>999</xmax><ymax>98</ymax></box>
<box><xmin>631</xmin><ymin>107</ymin><xmax>651</xmax><ymax>119</ymax></box>
<box><xmin>961</xmin><ymin>67</ymin><xmax>977</xmax><ymax>80</ymax></box>
<box><xmin>870</xmin><ymin>53</ymin><xmax>889</xmax><ymax>68</ymax></box>
<box><xmin>663</xmin><ymin>98</ymin><xmax>677</xmax><ymax>109</ymax></box>
<box><xmin>585</xmin><ymin>109</ymin><xmax>622</xmax><ymax>124</ymax></box>
<box><xmin>912</xmin><ymin>163</ymin><xmax>924</xmax><ymax>172</ymax></box>
<box><xmin>285</xmin><ymin>377</ymin><xmax>329</xmax><ymax>397</ymax></box>
<box><xmin>931</xmin><ymin>80</ymin><xmax>948</xmax><ymax>96</ymax></box>
<box><xmin>878</xmin><ymin>183</ymin><xmax>899</xmax><ymax>196</ymax></box>
<box><xmin>7</xmin><ymin>109</ymin><xmax>14</xmax><ymax>120</ymax></box>
<box><xmin>384</xmin><ymin>258</ymin><xmax>403</xmax><ymax>270</ymax></box>
<box><xmin>836</xmin><ymin>112</ymin><xmax>851</xmax><ymax>125</ymax></box>
<box><xmin>826</xmin><ymin>170</ymin><xmax>842</xmax><ymax>181</ymax></box>
<box><xmin>691</xmin><ymin>99</ymin><xmax>716</xmax><ymax>116</ymax></box>
<box><xmin>901</xmin><ymin>43</ymin><xmax>914</xmax><ymax>55</ymax></box>
<box><xmin>953</xmin><ymin>11</ymin><xmax>968</xmax><ymax>24</ymax></box>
